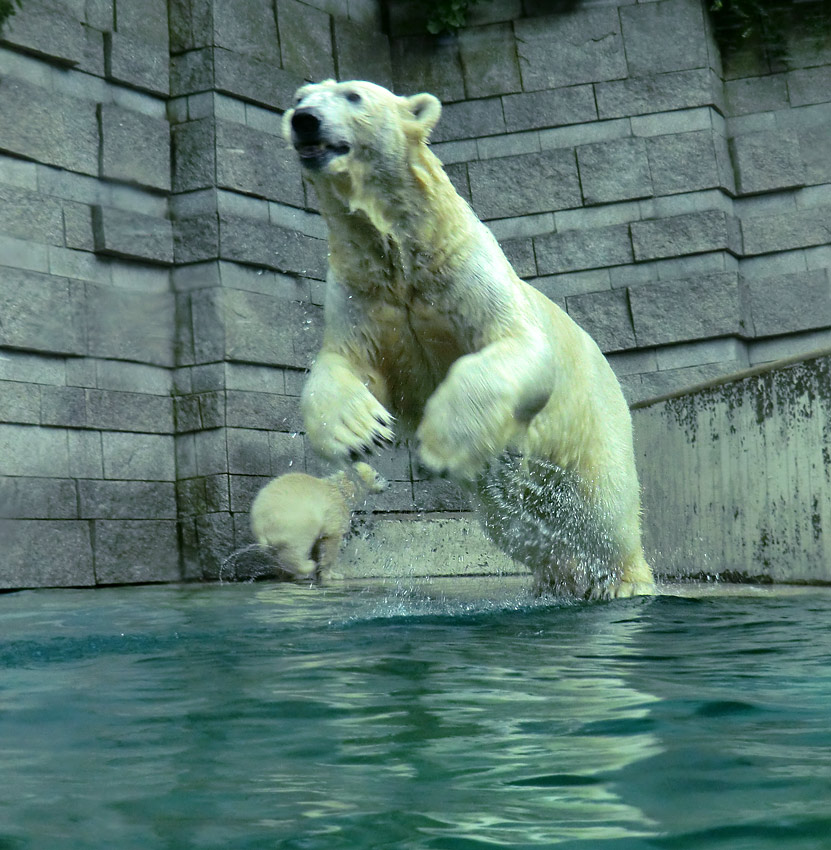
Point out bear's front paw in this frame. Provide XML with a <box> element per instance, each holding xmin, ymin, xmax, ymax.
<box><xmin>416</xmin><ymin>389</ymin><xmax>515</xmax><ymax>482</ymax></box>
<box><xmin>304</xmin><ymin>381</ymin><xmax>395</xmax><ymax>463</ymax></box>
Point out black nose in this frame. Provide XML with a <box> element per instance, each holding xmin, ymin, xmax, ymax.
<box><xmin>291</xmin><ymin>108</ymin><xmax>321</xmax><ymax>139</ymax></box>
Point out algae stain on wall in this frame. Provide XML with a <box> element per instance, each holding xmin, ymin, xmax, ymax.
<box><xmin>632</xmin><ymin>350</ymin><xmax>831</xmax><ymax>584</ymax></box>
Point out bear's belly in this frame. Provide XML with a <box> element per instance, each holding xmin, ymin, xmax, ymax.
<box><xmin>368</xmin><ymin>299</ymin><xmax>466</xmax><ymax>426</ymax></box>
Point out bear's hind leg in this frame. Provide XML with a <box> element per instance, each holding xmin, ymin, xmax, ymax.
<box><xmin>613</xmin><ymin>552</ymin><xmax>655</xmax><ymax>598</ymax></box>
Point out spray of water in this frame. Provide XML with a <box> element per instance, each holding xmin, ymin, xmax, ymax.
<box><xmin>474</xmin><ymin>452</ymin><xmax>624</xmax><ymax>600</ymax></box>
<box><xmin>219</xmin><ymin>543</ymin><xmax>298</xmax><ymax>584</ymax></box>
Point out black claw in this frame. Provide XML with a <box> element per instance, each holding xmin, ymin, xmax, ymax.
<box><xmin>348</xmin><ymin>448</ymin><xmax>360</xmax><ymax>462</ymax></box>
<box><xmin>360</xmin><ymin>443</ymin><xmax>374</xmax><ymax>456</ymax></box>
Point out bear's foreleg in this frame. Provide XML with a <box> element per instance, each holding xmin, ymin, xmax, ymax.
<box><xmin>301</xmin><ymin>351</ymin><xmax>395</xmax><ymax>462</ymax></box>
<box><xmin>416</xmin><ymin>339</ymin><xmax>553</xmax><ymax>481</ymax></box>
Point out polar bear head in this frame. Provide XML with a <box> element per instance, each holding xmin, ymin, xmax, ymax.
<box><xmin>282</xmin><ymin>79</ymin><xmax>442</xmax><ymax>177</ymax></box>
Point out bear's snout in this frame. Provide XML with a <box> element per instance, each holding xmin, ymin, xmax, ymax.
<box><xmin>289</xmin><ymin>107</ymin><xmax>350</xmax><ymax>170</ymax></box>
<box><xmin>291</xmin><ymin>108</ymin><xmax>322</xmax><ymax>141</ymax></box>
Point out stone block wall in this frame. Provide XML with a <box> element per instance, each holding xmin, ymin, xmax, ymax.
<box><xmin>1</xmin><ymin>0</ymin><xmax>829</xmax><ymax>588</ymax></box>
<box><xmin>394</xmin><ymin>0</ymin><xmax>831</xmax><ymax>403</ymax></box>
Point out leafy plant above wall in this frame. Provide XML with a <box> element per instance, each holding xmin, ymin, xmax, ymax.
<box><xmin>0</xmin><ymin>0</ymin><xmax>23</xmax><ymax>34</ymax></box>
<box><xmin>425</xmin><ymin>0</ymin><xmax>491</xmax><ymax>34</ymax></box>
<box><xmin>709</xmin><ymin>0</ymin><xmax>831</xmax><ymax>58</ymax></box>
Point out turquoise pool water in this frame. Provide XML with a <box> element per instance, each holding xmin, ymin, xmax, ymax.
<box><xmin>1</xmin><ymin>581</ymin><xmax>830</xmax><ymax>849</ymax></box>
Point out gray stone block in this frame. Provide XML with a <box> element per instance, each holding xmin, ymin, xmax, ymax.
<box><xmin>514</xmin><ymin>8</ymin><xmax>626</xmax><ymax>90</ymax></box>
<box><xmin>86</xmin><ymin>389</ymin><xmax>174</xmax><ymax>434</ymax></box>
<box><xmin>0</xmin><ymin>519</ymin><xmax>94</xmax><ymax>588</ymax></box>
<box><xmin>99</xmin><ymin>104</ymin><xmax>170</xmax><ymax>192</ymax></box>
<box><xmin>502</xmin><ymin>85</ymin><xmax>597</xmax><ymax>133</ymax></box>
<box><xmin>68</xmin><ymin>428</ymin><xmax>104</xmax><ymax>478</ymax></box>
<box><xmin>468</xmin><ymin>149</ymin><xmax>581</xmax><ymax>220</ymax></box>
<box><xmin>169</xmin><ymin>0</ymin><xmax>213</xmax><ymax>52</ymax></box>
<box><xmin>216</xmin><ymin>120</ymin><xmax>304</xmax><ymax>205</ymax></box>
<box><xmin>229</xmin><ymin>473</ymin><xmax>270</xmax><ymax>514</ymax></box>
<box><xmin>532</xmin><ymin>269</ymin><xmax>609</xmax><ymax>302</ymax></box>
<box><xmin>577</xmin><ymin>137</ymin><xmax>652</xmax><ymax>205</ymax></box>
<box><xmin>170</xmin><ymin>48</ymin><xmax>214</xmax><ymax>98</ymax></box>
<box><xmin>431</xmin><ymin>98</ymin><xmax>505</xmax><ymax>144</ymax></box>
<box><xmin>173</xmin><ymin>213</ymin><xmax>220</xmax><ymax>264</ymax></box>
<box><xmin>0</xmin><ymin>270</ymin><xmax>86</xmax><ymax>356</ymax></box>
<box><xmin>458</xmin><ymin>23</ymin><xmax>521</xmax><ymax>98</ymax></box>
<box><xmin>0</xmin><ymin>476</ymin><xmax>77</xmax><ymax>519</ymax></box>
<box><xmin>0</xmin><ymin>184</ymin><xmax>64</xmax><ymax>246</ymax></box>
<box><xmin>1</xmin><ymin>1</ymin><xmax>86</xmax><ymax>67</ymax></box>
<box><xmin>92</xmin><ymin>205</ymin><xmax>174</xmax><ymax>264</ymax></box>
<box><xmin>226</xmin><ymin>426</ymin><xmax>270</xmax><ymax>475</ymax></box>
<box><xmin>101</xmin><ymin>431</ymin><xmax>176</xmax><ymax>481</ymax></box>
<box><xmin>725</xmin><ymin>74</ymin><xmax>788</xmax><ymax>117</ymax></box>
<box><xmin>620</xmin><ymin>0</ymin><xmax>710</xmax><ymax>77</ymax></box>
<box><xmin>63</xmin><ymin>200</ymin><xmax>95</xmax><ymax>251</ymax></box>
<box><xmin>203</xmin><ymin>0</ymin><xmax>278</xmax><ymax>64</ymax></box>
<box><xmin>596</xmin><ymin>68</ymin><xmax>721</xmax><ymax>120</ymax></box>
<box><xmin>0</xmin><ymin>77</ymin><xmax>99</xmax><ymax>176</ymax></box>
<box><xmin>798</xmin><ymin>124</ymin><xmax>831</xmax><ymax>186</ymax></box>
<box><xmin>112</xmin><ymin>0</ymin><xmax>168</xmax><ymax>45</ymax></box>
<box><xmin>105</xmin><ymin>30</ymin><xmax>169</xmax><ymax>95</ymax></box>
<box><xmin>40</xmin><ymin>385</ymin><xmax>86</xmax><ymax>428</ymax></box>
<box><xmin>499</xmin><ymin>237</ymin><xmax>536</xmax><ymax>279</ymax></box>
<box><xmin>213</xmin><ymin>48</ymin><xmax>303</xmax><ymax>113</ymax></box>
<box><xmin>218</xmin><ymin>215</ymin><xmax>328</xmax><ymax>279</ymax></box>
<box><xmin>730</xmin><ymin>129</ymin><xmax>805</xmax><ymax>196</ymax></box>
<box><xmin>93</xmin><ymin>519</ymin><xmax>180</xmax><ymax>584</ymax></box>
<box><xmin>225</xmin><ymin>390</ymin><xmax>304</xmax><ymax>432</ymax></box>
<box><xmin>630</xmin><ymin>272</ymin><xmax>745</xmax><ymax>346</ymax></box>
<box><xmin>276</xmin><ymin>0</ymin><xmax>333</xmax><ymax>82</ymax></box>
<box><xmin>189</xmin><ymin>287</ymin><xmax>304</xmax><ymax>367</ymax></box>
<box><xmin>535</xmin><ymin>223</ymin><xmax>633</xmax><ymax>275</ymax></box>
<box><xmin>193</xmin><ymin>512</ymin><xmax>235</xmax><ymax>580</ymax></box>
<box><xmin>747</xmin><ymin>270</ymin><xmax>831</xmax><ymax>338</ymax></box>
<box><xmin>79</xmin><ymin>480</ymin><xmax>177</xmax><ymax>519</ymax></box>
<box><xmin>444</xmin><ymin>162</ymin><xmax>471</xmax><ymax>205</ymax></box>
<box><xmin>0</xmin><ymin>423</ymin><xmax>70</xmax><ymax>478</ymax></box>
<box><xmin>631</xmin><ymin>210</ymin><xmax>741</xmax><ymax>261</ymax></box>
<box><xmin>788</xmin><ymin>66</ymin><xmax>831</xmax><ymax>107</ymax></box>
<box><xmin>269</xmin><ymin>429</ymin><xmax>306</xmax><ymax>474</ymax></box>
<box><xmin>333</xmin><ymin>16</ymin><xmax>392</xmax><ymax>89</ymax></box>
<box><xmin>646</xmin><ymin>130</ymin><xmax>723</xmax><ymax>196</ymax></box>
<box><xmin>390</xmin><ymin>34</ymin><xmax>465</xmax><ymax>103</ymax></box>
<box><xmin>0</xmin><ymin>380</ymin><xmax>41</xmax><ymax>424</ymax></box>
<box><xmin>741</xmin><ymin>207</ymin><xmax>831</xmax><ymax>256</ymax></box>
<box><xmin>566</xmin><ymin>288</ymin><xmax>636</xmax><ymax>353</ymax></box>
<box><xmin>85</xmin><ymin>0</ymin><xmax>113</xmax><ymax>31</ymax></box>
<box><xmin>171</xmin><ymin>118</ymin><xmax>216</xmax><ymax>192</ymax></box>
<box><xmin>86</xmin><ymin>284</ymin><xmax>175</xmax><ymax>367</ymax></box>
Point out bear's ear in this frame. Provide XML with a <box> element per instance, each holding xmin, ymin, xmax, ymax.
<box><xmin>405</xmin><ymin>93</ymin><xmax>442</xmax><ymax>139</ymax></box>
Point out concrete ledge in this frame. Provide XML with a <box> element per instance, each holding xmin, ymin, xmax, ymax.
<box><xmin>633</xmin><ymin>347</ymin><xmax>831</xmax><ymax>584</ymax></box>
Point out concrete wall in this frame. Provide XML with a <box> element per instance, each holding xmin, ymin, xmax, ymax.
<box><xmin>632</xmin><ymin>349</ymin><xmax>831</xmax><ymax>584</ymax></box>
<box><xmin>1</xmin><ymin>0</ymin><xmax>830</xmax><ymax>588</ymax></box>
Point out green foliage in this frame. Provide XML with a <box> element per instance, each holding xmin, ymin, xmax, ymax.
<box><xmin>709</xmin><ymin>0</ymin><xmax>831</xmax><ymax>55</ymax></box>
<box><xmin>0</xmin><ymin>0</ymin><xmax>23</xmax><ymax>33</ymax></box>
<box><xmin>425</xmin><ymin>0</ymin><xmax>491</xmax><ymax>34</ymax></box>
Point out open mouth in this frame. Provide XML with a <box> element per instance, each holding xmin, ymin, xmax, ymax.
<box><xmin>296</xmin><ymin>141</ymin><xmax>351</xmax><ymax>167</ymax></box>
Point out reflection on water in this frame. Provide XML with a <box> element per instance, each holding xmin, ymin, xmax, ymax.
<box><xmin>1</xmin><ymin>582</ymin><xmax>830</xmax><ymax>849</ymax></box>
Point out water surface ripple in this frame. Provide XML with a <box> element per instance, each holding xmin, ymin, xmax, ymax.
<box><xmin>1</xmin><ymin>583</ymin><xmax>829</xmax><ymax>849</ymax></box>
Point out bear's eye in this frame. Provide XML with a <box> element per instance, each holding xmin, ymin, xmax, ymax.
<box><xmin>345</xmin><ymin>91</ymin><xmax>362</xmax><ymax>105</ymax></box>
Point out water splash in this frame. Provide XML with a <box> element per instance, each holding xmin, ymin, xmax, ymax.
<box><xmin>219</xmin><ymin>543</ymin><xmax>294</xmax><ymax>584</ymax></box>
<box><xmin>475</xmin><ymin>452</ymin><xmax>623</xmax><ymax>600</ymax></box>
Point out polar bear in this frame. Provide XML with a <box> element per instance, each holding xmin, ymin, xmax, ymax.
<box><xmin>250</xmin><ymin>461</ymin><xmax>387</xmax><ymax>578</ymax></box>
<box><xmin>283</xmin><ymin>79</ymin><xmax>654</xmax><ymax>599</ymax></box>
